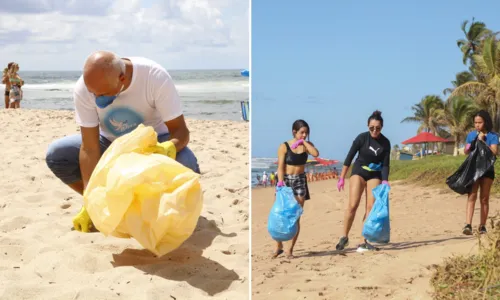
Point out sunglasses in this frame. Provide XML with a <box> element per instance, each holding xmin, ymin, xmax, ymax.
<box><xmin>369</xmin><ymin>126</ymin><xmax>381</xmax><ymax>132</ymax></box>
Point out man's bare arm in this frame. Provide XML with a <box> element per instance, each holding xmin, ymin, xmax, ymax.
<box><xmin>164</xmin><ymin>115</ymin><xmax>190</xmax><ymax>151</ymax></box>
<box><xmin>79</xmin><ymin>126</ymin><xmax>101</xmax><ymax>191</ymax></box>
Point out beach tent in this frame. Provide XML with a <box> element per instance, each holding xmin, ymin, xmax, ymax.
<box><xmin>401</xmin><ymin>132</ymin><xmax>448</xmax><ymax>158</ymax></box>
<box><xmin>240</xmin><ymin>69</ymin><xmax>249</xmax><ymax>77</ymax></box>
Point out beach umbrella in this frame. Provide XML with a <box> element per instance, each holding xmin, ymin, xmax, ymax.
<box><xmin>240</xmin><ymin>69</ymin><xmax>249</xmax><ymax>77</ymax></box>
<box><xmin>314</xmin><ymin>157</ymin><xmax>339</xmax><ymax>165</ymax></box>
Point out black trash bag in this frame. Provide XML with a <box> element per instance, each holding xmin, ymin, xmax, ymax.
<box><xmin>446</xmin><ymin>137</ymin><xmax>496</xmax><ymax>195</ymax></box>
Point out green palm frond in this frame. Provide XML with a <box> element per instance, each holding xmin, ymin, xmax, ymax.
<box><xmin>443</xmin><ymin>88</ymin><xmax>454</xmax><ymax>95</ymax></box>
<box><xmin>402</xmin><ymin>95</ymin><xmax>445</xmax><ymax>134</ymax></box>
<box><xmin>401</xmin><ymin>116</ymin><xmax>421</xmax><ymax>124</ymax></box>
<box><xmin>443</xmin><ymin>71</ymin><xmax>475</xmax><ymax>95</ymax></box>
<box><xmin>468</xmin><ymin>22</ymin><xmax>489</xmax><ymax>40</ymax></box>
<box><xmin>451</xmin><ymin>81</ymin><xmax>489</xmax><ymax>98</ymax></box>
<box><xmin>481</xmin><ymin>38</ymin><xmax>496</xmax><ymax>76</ymax></box>
<box><xmin>443</xmin><ymin>96</ymin><xmax>477</xmax><ymax>138</ymax></box>
<box><xmin>454</xmin><ymin>71</ymin><xmax>476</xmax><ymax>85</ymax></box>
<box><xmin>457</xmin><ymin>39</ymin><xmax>468</xmax><ymax>48</ymax></box>
<box><xmin>458</xmin><ymin>18</ymin><xmax>493</xmax><ymax>64</ymax></box>
<box><xmin>460</xmin><ymin>20</ymin><xmax>469</xmax><ymax>35</ymax></box>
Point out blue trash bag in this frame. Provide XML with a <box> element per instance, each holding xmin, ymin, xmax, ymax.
<box><xmin>267</xmin><ymin>186</ymin><xmax>303</xmax><ymax>242</ymax></box>
<box><xmin>362</xmin><ymin>184</ymin><xmax>391</xmax><ymax>244</ymax></box>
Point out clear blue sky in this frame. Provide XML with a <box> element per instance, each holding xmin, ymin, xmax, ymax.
<box><xmin>251</xmin><ymin>0</ymin><xmax>500</xmax><ymax>160</ymax></box>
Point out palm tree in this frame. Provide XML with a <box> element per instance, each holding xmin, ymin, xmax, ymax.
<box><xmin>443</xmin><ymin>71</ymin><xmax>475</xmax><ymax>96</ymax></box>
<box><xmin>401</xmin><ymin>95</ymin><xmax>445</xmax><ymax>134</ymax></box>
<box><xmin>440</xmin><ymin>96</ymin><xmax>477</xmax><ymax>156</ymax></box>
<box><xmin>391</xmin><ymin>144</ymin><xmax>400</xmax><ymax>160</ymax></box>
<box><xmin>451</xmin><ymin>37</ymin><xmax>500</xmax><ymax>131</ymax></box>
<box><xmin>457</xmin><ymin>18</ymin><xmax>492</xmax><ymax>65</ymax></box>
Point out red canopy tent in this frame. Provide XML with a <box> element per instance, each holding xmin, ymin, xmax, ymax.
<box><xmin>401</xmin><ymin>132</ymin><xmax>448</xmax><ymax>158</ymax></box>
<box><xmin>401</xmin><ymin>132</ymin><xmax>449</xmax><ymax>144</ymax></box>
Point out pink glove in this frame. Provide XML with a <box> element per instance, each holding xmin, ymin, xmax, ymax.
<box><xmin>291</xmin><ymin>139</ymin><xmax>304</xmax><ymax>149</ymax></box>
<box><xmin>277</xmin><ymin>181</ymin><xmax>285</xmax><ymax>187</ymax></box>
<box><xmin>382</xmin><ymin>180</ymin><xmax>390</xmax><ymax>186</ymax></box>
<box><xmin>337</xmin><ymin>178</ymin><xmax>345</xmax><ymax>192</ymax></box>
<box><xmin>465</xmin><ymin>144</ymin><xmax>471</xmax><ymax>151</ymax></box>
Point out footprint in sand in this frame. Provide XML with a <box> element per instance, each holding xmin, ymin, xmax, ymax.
<box><xmin>228</xmin><ymin>243</ymin><xmax>249</xmax><ymax>255</ymax></box>
<box><xmin>60</xmin><ymin>203</ymin><xmax>71</xmax><ymax>209</ymax></box>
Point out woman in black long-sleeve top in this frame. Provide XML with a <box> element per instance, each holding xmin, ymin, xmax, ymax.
<box><xmin>335</xmin><ymin>110</ymin><xmax>391</xmax><ymax>253</ymax></box>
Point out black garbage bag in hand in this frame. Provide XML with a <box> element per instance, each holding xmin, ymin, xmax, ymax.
<box><xmin>446</xmin><ymin>138</ymin><xmax>496</xmax><ymax>195</ymax></box>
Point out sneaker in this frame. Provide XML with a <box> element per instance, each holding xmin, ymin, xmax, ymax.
<box><xmin>335</xmin><ymin>236</ymin><xmax>349</xmax><ymax>251</ymax></box>
<box><xmin>356</xmin><ymin>242</ymin><xmax>380</xmax><ymax>253</ymax></box>
<box><xmin>463</xmin><ymin>224</ymin><xmax>473</xmax><ymax>235</ymax></box>
<box><xmin>478</xmin><ymin>225</ymin><xmax>487</xmax><ymax>234</ymax></box>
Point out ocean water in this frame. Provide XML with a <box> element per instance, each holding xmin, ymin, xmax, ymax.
<box><xmin>9</xmin><ymin>69</ymin><xmax>248</xmax><ymax>121</ymax></box>
<box><xmin>251</xmin><ymin>157</ymin><xmax>342</xmax><ymax>187</ymax></box>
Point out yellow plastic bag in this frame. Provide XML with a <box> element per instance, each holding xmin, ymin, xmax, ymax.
<box><xmin>83</xmin><ymin>124</ymin><xmax>203</xmax><ymax>256</ymax></box>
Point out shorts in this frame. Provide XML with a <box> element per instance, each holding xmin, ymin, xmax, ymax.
<box><xmin>350</xmin><ymin>163</ymin><xmax>382</xmax><ymax>181</ymax></box>
<box><xmin>9</xmin><ymin>85</ymin><xmax>21</xmax><ymax>102</ymax></box>
<box><xmin>284</xmin><ymin>173</ymin><xmax>310</xmax><ymax>200</ymax></box>
<box><xmin>481</xmin><ymin>168</ymin><xmax>495</xmax><ymax>180</ymax></box>
<box><xmin>4</xmin><ymin>90</ymin><xmax>8</xmax><ymax>97</ymax></box>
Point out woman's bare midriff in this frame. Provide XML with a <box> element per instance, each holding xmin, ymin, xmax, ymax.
<box><xmin>286</xmin><ymin>165</ymin><xmax>305</xmax><ymax>175</ymax></box>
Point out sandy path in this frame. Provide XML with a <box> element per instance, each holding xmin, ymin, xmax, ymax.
<box><xmin>251</xmin><ymin>179</ymin><xmax>499</xmax><ymax>299</ymax></box>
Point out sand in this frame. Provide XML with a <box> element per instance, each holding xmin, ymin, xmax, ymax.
<box><xmin>0</xmin><ymin>109</ymin><xmax>249</xmax><ymax>300</ymax></box>
<box><xmin>252</xmin><ymin>179</ymin><xmax>500</xmax><ymax>300</ymax></box>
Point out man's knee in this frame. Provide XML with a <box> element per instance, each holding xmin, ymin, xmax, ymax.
<box><xmin>176</xmin><ymin>146</ymin><xmax>200</xmax><ymax>174</ymax></box>
<box><xmin>45</xmin><ymin>135</ymin><xmax>82</xmax><ymax>184</ymax></box>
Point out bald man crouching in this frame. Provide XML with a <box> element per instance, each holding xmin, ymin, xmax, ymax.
<box><xmin>45</xmin><ymin>51</ymin><xmax>200</xmax><ymax>232</ymax></box>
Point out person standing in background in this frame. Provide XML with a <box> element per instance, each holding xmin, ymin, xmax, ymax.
<box><xmin>2</xmin><ymin>62</ymin><xmax>15</xmax><ymax>109</ymax></box>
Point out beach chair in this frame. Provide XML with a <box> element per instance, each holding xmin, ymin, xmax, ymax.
<box><xmin>240</xmin><ymin>100</ymin><xmax>249</xmax><ymax>122</ymax></box>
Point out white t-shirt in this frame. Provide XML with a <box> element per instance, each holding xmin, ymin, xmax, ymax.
<box><xmin>74</xmin><ymin>57</ymin><xmax>183</xmax><ymax>142</ymax></box>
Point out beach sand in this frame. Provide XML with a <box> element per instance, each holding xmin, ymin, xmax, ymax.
<box><xmin>252</xmin><ymin>179</ymin><xmax>500</xmax><ymax>299</ymax></box>
<box><xmin>0</xmin><ymin>109</ymin><xmax>249</xmax><ymax>300</ymax></box>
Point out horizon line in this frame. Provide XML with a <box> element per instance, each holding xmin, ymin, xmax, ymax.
<box><xmin>17</xmin><ymin>68</ymin><xmax>247</xmax><ymax>72</ymax></box>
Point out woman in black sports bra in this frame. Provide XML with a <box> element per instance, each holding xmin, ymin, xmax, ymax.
<box><xmin>272</xmin><ymin>119</ymin><xmax>319</xmax><ymax>259</ymax></box>
<box><xmin>2</xmin><ymin>62</ymin><xmax>14</xmax><ymax>109</ymax></box>
<box><xmin>335</xmin><ymin>110</ymin><xmax>391</xmax><ymax>253</ymax></box>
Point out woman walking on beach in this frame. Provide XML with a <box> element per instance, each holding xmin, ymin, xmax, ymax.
<box><xmin>462</xmin><ymin>110</ymin><xmax>498</xmax><ymax>235</ymax></box>
<box><xmin>7</xmin><ymin>63</ymin><xmax>23</xmax><ymax>109</ymax></box>
<box><xmin>273</xmin><ymin>119</ymin><xmax>319</xmax><ymax>259</ymax></box>
<box><xmin>336</xmin><ymin>110</ymin><xmax>391</xmax><ymax>253</ymax></box>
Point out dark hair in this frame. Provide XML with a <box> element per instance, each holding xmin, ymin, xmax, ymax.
<box><xmin>7</xmin><ymin>62</ymin><xmax>14</xmax><ymax>69</ymax></box>
<box><xmin>292</xmin><ymin>119</ymin><xmax>310</xmax><ymax>141</ymax></box>
<box><xmin>367</xmin><ymin>110</ymin><xmax>384</xmax><ymax>127</ymax></box>
<box><xmin>474</xmin><ymin>110</ymin><xmax>493</xmax><ymax>132</ymax></box>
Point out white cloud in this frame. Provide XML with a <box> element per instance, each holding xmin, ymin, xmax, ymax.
<box><xmin>0</xmin><ymin>0</ymin><xmax>248</xmax><ymax>70</ymax></box>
